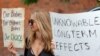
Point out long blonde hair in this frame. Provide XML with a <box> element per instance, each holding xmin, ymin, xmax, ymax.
<box><xmin>27</xmin><ymin>9</ymin><xmax>53</xmax><ymax>52</ymax></box>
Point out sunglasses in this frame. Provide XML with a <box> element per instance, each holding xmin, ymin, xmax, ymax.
<box><xmin>28</xmin><ymin>19</ymin><xmax>34</xmax><ymax>26</ymax></box>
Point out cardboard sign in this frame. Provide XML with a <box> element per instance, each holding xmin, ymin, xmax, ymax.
<box><xmin>2</xmin><ymin>8</ymin><xmax>25</xmax><ymax>48</ymax></box>
<box><xmin>50</xmin><ymin>11</ymin><xmax>100</xmax><ymax>56</ymax></box>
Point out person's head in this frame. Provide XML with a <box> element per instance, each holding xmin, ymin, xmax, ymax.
<box><xmin>28</xmin><ymin>9</ymin><xmax>52</xmax><ymax>52</ymax></box>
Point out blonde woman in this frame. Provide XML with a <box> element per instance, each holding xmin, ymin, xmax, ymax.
<box><xmin>8</xmin><ymin>9</ymin><xmax>55</xmax><ymax>56</ymax></box>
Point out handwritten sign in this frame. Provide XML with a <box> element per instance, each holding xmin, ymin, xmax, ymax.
<box><xmin>50</xmin><ymin>11</ymin><xmax>100</xmax><ymax>56</ymax></box>
<box><xmin>2</xmin><ymin>8</ymin><xmax>25</xmax><ymax>48</ymax></box>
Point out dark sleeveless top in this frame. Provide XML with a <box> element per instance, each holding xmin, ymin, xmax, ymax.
<box><xmin>24</xmin><ymin>38</ymin><xmax>54</xmax><ymax>56</ymax></box>
<box><xmin>24</xmin><ymin>48</ymin><xmax>54</xmax><ymax>56</ymax></box>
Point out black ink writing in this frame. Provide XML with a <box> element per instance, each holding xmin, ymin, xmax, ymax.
<box><xmin>53</xmin><ymin>17</ymin><xmax>100</xmax><ymax>27</ymax></box>
<box><xmin>55</xmin><ymin>29</ymin><xmax>97</xmax><ymax>39</ymax></box>
<box><xmin>56</xmin><ymin>42</ymin><xmax>90</xmax><ymax>51</ymax></box>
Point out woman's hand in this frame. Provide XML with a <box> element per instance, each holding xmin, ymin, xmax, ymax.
<box><xmin>51</xmin><ymin>41</ymin><xmax>55</xmax><ymax>49</ymax></box>
<box><xmin>7</xmin><ymin>42</ymin><xmax>17</xmax><ymax>55</ymax></box>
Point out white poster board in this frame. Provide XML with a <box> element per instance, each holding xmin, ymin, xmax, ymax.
<box><xmin>50</xmin><ymin>11</ymin><xmax>100</xmax><ymax>56</ymax></box>
<box><xmin>2</xmin><ymin>8</ymin><xmax>25</xmax><ymax>48</ymax></box>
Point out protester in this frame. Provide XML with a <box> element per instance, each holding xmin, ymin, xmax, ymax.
<box><xmin>8</xmin><ymin>9</ymin><xmax>55</xmax><ymax>56</ymax></box>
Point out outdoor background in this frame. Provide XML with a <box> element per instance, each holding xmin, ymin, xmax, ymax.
<box><xmin>0</xmin><ymin>0</ymin><xmax>98</xmax><ymax>56</ymax></box>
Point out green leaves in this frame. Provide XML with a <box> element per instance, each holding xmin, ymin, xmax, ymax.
<box><xmin>60</xmin><ymin>0</ymin><xmax>70</xmax><ymax>3</ymax></box>
<box><xmin>97</xmin><ymin>0</ymin><xmax>100</xmax><ymax>6</ymax></box>
<box><xmin>22</xmin><ymin>0</ymin><xmax>38</xmax><ymax>5</ymax></box>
